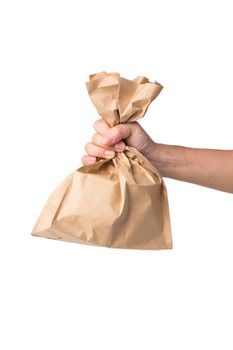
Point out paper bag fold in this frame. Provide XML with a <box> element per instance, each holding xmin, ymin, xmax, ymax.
<box><xmin>32</xmin><ymin>72</ymin><xmax>172</xmax><ymax>249</ymax></box>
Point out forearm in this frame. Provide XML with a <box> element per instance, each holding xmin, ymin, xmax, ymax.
<box><xmin>149</xmin><ymin>143</ymin><xmax>233</xmax><ymax>193</ymax></box>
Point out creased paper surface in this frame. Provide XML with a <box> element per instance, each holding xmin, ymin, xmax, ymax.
<box><xmin>32</xmin><ymin>72</ymin><xmax>172</xmax><ymax>249</ymax></box>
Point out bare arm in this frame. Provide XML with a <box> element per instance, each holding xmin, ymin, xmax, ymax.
<box><xmin>151</xmin><ymin>144</ymin><xmax>233</xmax><ymax>193</ymax></box>
<box><xmin>82</xmin><ymin>119</ymin><xmax>233</xmax><ymax>194</ymax></box>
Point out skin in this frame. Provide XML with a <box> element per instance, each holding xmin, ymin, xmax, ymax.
<box><xmin>82</xmin><ymin>119</ymin><xmax>233</xmax><ymax>194</ymax></box>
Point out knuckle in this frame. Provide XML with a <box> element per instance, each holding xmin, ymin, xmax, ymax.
<box><xmin>97</xmin><ymin>146</ymin><xmax>105</xmax><ymax>157</ymax></box>
<box><xmin>112</xmin><ymin>125</ymin><xmax>123</xmax><ymax>139</ymax></box>
<box><xmin>81</xmin><ymin>155</ymin><xmax>87</xmax><ymax>164</ymax></box>
<box><xmin>119</xmin><ymin>124</ymin><xmax>130</xmax><ymax>138</ymax></box>
<box><xmin>93</xmin><ymin>119</ymin><xmax>102</xmax><ymax>130</ymax></box>
<box><xmin>118</xmin><ymin>124</ymin><xmax>126</xmax><ymax>133</ymax></box>
<box><xmin>93</xmin><ymin>120</ymin><xmax>98</xmax><ymax>130</ymax></box>
<box><xmin>84</xmin><ymin>142</ymin><xmax>92</xmax><ymax>153</ymax></box>
<box><xmin>91</xmin><ymin>133</ymin><xmax>98</xmax><ymax>143</ymax></box>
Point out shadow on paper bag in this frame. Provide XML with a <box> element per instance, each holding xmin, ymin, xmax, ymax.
<box><xmin>32</xmin><ymin>72</ymin><xmax>172</xmax><ymax>249</ymax></box>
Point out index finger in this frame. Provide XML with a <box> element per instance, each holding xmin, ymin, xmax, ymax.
<box><xmin>93</xmin><ymin>118</ymin><xmax>111</xmax><ymax>136</ymax></box>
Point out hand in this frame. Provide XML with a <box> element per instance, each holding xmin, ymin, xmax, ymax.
<box><xmin>82</xmin><ymin>118</ymin><xmax>233</xmax><ymax>193</ymax></box>
<box><xmin>81</xmin><ymin>119</ymin><xmax>156</xmax><ymax>165</ymax></box>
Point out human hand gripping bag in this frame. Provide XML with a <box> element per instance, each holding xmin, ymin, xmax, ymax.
<box><xmin>32</xmin><ymin>72</ymin><xmax>172</xmax><ymax>249</ymax></box>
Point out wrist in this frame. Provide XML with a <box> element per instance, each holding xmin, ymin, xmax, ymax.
<box><xmin>148</xmin><ymin>142</ymin><xmax>167</xmax><ymax>174</ymax></box>
<box><xmin>149</xmin><ymin>142</ymin><xmax>187</xmax><ymax>178</ymax></box>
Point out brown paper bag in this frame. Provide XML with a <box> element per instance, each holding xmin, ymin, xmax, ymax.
<box><xmin>32</xmin><ymin>72</ymin><xmax>172</xmax><ymax>249</ymax></box>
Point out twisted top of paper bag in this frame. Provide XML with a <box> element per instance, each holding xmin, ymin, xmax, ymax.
<box><xmin>86</xmin><ymin>72</ymin><xmax>163</xmax><ymax>127</ymax></box>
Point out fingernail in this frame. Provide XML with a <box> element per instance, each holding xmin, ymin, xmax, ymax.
<box><xmin>114</xmin><ymin>142</ymin><xmax>125</xmax><ymax>151</ymax></box>
<box><xmin>105</xmin><ymin>150</ymin><xmax>115</xmax><ymax>158</ymax></box>
<box><xmin>102</xmin><ymin>135</ymin><xmax>114</xmax><ymax>145</ymax></box>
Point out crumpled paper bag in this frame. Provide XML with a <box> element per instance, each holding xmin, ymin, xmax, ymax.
<box><xmin>32</xmin><ymin>72</ymin><xmax>172</xmax><ymax>249</ymax></box>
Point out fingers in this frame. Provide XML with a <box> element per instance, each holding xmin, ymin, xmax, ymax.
<box><xmin>81</xmin><ymin>155</ymin><xmax>97</xmax><ymax>165</ymax></box>
<box><xmin>82</xmin><ymin>118</ymin><xmax>131</xmax><ymax>166</ymax></box>
<box><xmin>92</xmin><ymin>133</ymin><xmax>125</xmax><ymax>152</ymax></box>
<box><xmin>93</xmin><ymin>118</ymin><xmax>132</xmax><ymax>146</ymax></box>
<box><xmin>85</xmin><ymin>142</ymin><xmax>115</xmax><ymax>159</ymax></box>
<box><xmin>102</xmin><ymin>124</ymin><xmax>132</xmax><ymax>146</ymax></box>
<box><xmin>93</xmin><ymin>119</ymin><xmax>111</xmax><ymax>135</ymax></box>
<box><xmin>81</xmin><ymin>134</ymin><xmax>126</xmax><ymax>165</ymax></box>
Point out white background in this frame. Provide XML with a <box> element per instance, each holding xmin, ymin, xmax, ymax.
<box><xmin>0</xmin><ymin>1</ymin><xmax>233</xmax><ymax>349</ymax></box>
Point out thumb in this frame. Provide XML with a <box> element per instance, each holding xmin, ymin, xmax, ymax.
<box><xmin>102</xmin><ymin>123</ymin><xmax>133</xmax><ymax>146</ymax></box>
